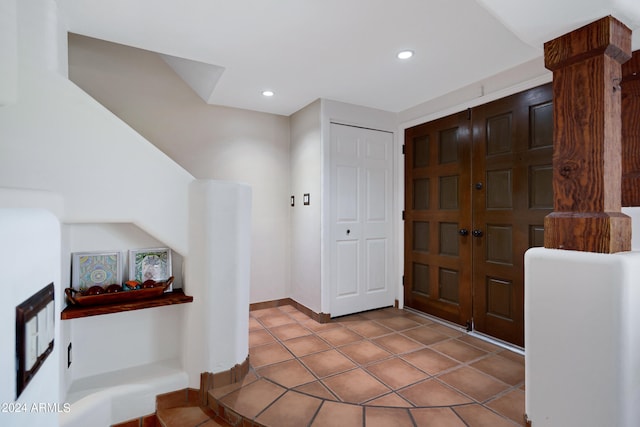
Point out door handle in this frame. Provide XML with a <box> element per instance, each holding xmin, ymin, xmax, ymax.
<box><xmin>472</xmin><ymin>229</ymin><xmax>484</xmax><ymax>238</ymax></box>
<box><xmin>458</xmin><ymin>229</ymin><xmax>469</xmax><ymax>236</ymax></box>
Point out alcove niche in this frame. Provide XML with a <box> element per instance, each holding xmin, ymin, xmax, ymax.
<box><xmin>60</xmin><ymin>222</ymin><xmax>188</xmax><ymax>422</ymax></box>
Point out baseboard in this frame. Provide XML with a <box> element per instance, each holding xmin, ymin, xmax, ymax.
<box><xmin>250</xmin><ymin>297</ymin><xmax>331</xmax><ymax>323</ymax></box>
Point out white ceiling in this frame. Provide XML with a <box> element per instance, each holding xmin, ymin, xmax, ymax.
<box><xmin>57</xmin><ymin>0</ymin><xmax>640</xmax><ymax>116</ymax></box>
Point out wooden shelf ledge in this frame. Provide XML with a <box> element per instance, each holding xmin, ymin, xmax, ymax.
<box><xmin>61</xmin><ymin>289</ymin><xmax>193</xmax><ymax>320</ymax></box>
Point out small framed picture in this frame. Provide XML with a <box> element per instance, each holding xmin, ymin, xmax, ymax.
<box><xmin>129</xmin><ymin>248</ymin><xmax>172</xmax><ymax>291</ymax></box>
<box><xmin>71</xmin><ymin>251</ymin><xmax>123</xmax><ymax>291</ymax></box>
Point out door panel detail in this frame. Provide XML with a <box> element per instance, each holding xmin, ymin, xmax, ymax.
<box><xmin>486</xmin><ymin>277</ymin><xmax>513</xmax><ymax>320</ymax></box>
<box><xmin>487</xmin><ymin>114</ymin><xmax>513</xmax><ymax>155</ymax></box>
<box><xmin>366</xmin><ymin>239</ymin><xmax>387</xmax><ymax>292</ymax></box>
<box><xmin>336</xmin><ymin>241</ymin><xmax>358</xmax><ymax>297</ymax></box>
<box><xmin>439</xmin><ymin>176</ymin><xmax>459</xmax><ymax>209</ymax></box>
<box><xmin>439</xmin><ymin>268</ymin><xmax>460</xmax><ymax>304</ymax></box>
<box><xmin>486</xmin><ymin>225</ymin><xmax>513</xmax><ymax>265</ymax></box>
<box><xmin>439</xmin><ymin>222</ymin><xmax>459</xmax><ymax>256</ymax></box>
<box><xmin>412</xmin><ymin>263</ymin><xmax>430</xmax><ymax>296</ymax></box>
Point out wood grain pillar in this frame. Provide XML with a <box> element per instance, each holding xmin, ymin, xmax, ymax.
<box><xmin>621</xmin><ymin>50</ymin><xmax>640</xmax><ymax>206</ymax></box>
<box><xmin>543</xmin><ymin>16</ymin><xmax>632</xmax><ymax>253</ymax></box>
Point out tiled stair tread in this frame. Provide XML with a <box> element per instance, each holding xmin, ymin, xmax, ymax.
<box><xmin>156</xmin><ymin>406</ymin><xmax>230</xmax><ymax>427</ymax></box>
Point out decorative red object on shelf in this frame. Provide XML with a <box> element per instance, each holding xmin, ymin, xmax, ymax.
<box><xmin>65</xmin><ymin>277</ymin><xmax>174</xmax><ymax>307</ymax></box>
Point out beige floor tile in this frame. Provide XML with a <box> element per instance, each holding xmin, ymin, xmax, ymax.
<box><xmin>259</xmin><ymin>313</ymin><xmax>296</xmax><ymax>328</ymax></box>
<box><xmin>302</xmin><ymin>319</ymin><xmax>343</xmax><ymax>332</ymax></box>
<box><xmin>453</xmin><ymin>404</ymin><xmax>519</xmax><ymax>427</ymax></box>
<box><xmin>374</xmin><ymin>316</ymin><xmax>421</xmax><ymax>331</ymax></box>
<box><xmin>339</xmin><ymin>340</ymin><xmax>392</xmax><ymax>365</ymax></box>
<box><xmin>471</xmin><ymin>354</ymin><xmax>525</xmax><ymax>386</ymax></box>
<box><xmin>268</xmin><ymin>323</ymin><xmax>312</xmax><ymax>341</ymax></box>
<box><xmin>255</xmin><ymin>391</ymin><xmax>322</xmax><ymax>427</ymax></box>
<box><xmin>294</xmin><ymin>381</ymin><xmax>337</xmax><ymax>400</ymax></box>
<box><xmin>410</xmin><ymin>407</ymin><xmax>467</xmax><ymax>427</ymax></box>
<box><xmin>156</xmin><ymin>407</ymin><xmax>210</xmax><ymax>426</ymax></box>
<box><xmin>401</xmin><ymin>325</ymin><xmax>450</xmax><ymax>346</ymax></box>
<box><xmin>366</xmin><ymin>357</ymin><xmax>429</xmax><ymax>390</ymax></box>
<box><xmin>311</xmin><ymin>401</ymin><xmax>363</xmax><ymax>427</ymax></box>
<box><xmin>373</xmin><ymin>333</ymin><xmax>423</xmax><ymax>354</ymax></box>
<box><xmin>343</xmin><ymin>320</ymin><xmax>393</xmax><ymax>338</ymax></box>
<box><xmin>249</xmin><ymin>329</ymin><xmax>275</xmax><ymax>348</ymax></box>
<box><xmin>401</xmin><ymin>348</ymin><xmax>459</xmax><ymax>375</ymax></box>
<box><xmin>251</xmin><ymin>307</ymin><xmax>282</xmax><ymax>318</ymax></box>
<box><xmin>282</xmin><ymin>334</ymin><xmax>331</xmax><ymax>357</ymax></box>
<box><xmin>322</xmin><ymin>369</ymin><xmax>390</xmax><ymax>404</ymax></box>
<box><xmin>301</xmin><ymin>349</ymin><xmax>357</xmax><ymax>378</ymax></box>
<box><xmin>256</xmin><ymin>359</ymin><xmax>316</xmax><ymax>388</ymax></box>
<box><xmin>486</xmin><ymin>389</ymin><xmax>526</xmax><ymax>424</ymax></box>
<box><xmin>365</xmin><ymin>392</ymin><xmax>413</xmax><ymax>407</ymax></box>
<box><xmin>214</xmin><ymin>306</ymin><xmax>528</xmax><ymax>427</ymax></box>
<box><xmin>498</xmin><ymin>349</ymin><xmax>525</xmax><ymax>365</ymax></box>
<box><xmin>428</xmin><ymin>323</ymin><xmax>466</xmax><ymax>337</ymax></box>
<box><xmin>249</xmin><ymin>316</ymin><xmax>263</xmax><ymax>331</ymax></box>
<box><xmin>399</xmin><ymin>379</ymin><xmax>473</xmax><ymax>407</ymax></box>
<box><xmin>219</xmin><ymin>378</ymin><xmax>285</xmax><ymax>419</ymax></box>
<box><xmin>364</xmin><ymin>407</ymin><xmax>414</xmax><ymax>427</ymax></box>
<box><xmin>248</xmin><ymin>341</ymin><xmax>294</xmax><ymax>368</ymax></box>
<box><xmin>318</xmin><ymin>327</ymin><xmax>364</xmax><ymax>346</ymax></box>
<box><xmin>438</xmin><ymin>366</ymin><xmax>510</xmax><ymax>402</ymax></box>
<box><xmin>431</xmin><ymin>339</ymin><xmax>488</xmax><ymax>363</ymax></box>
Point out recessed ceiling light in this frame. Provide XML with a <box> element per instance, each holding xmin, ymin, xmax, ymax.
<box><xmin>397</xmin><ymin>50</ymin><xmax>414</xmax><ymax>60</ymax></box>
<box><xmin>262</xmin><ymin>90</ymin><xmax>274</xmax><ymax>97</ymax></box>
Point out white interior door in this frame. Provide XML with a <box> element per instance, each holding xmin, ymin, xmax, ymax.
<box><xmin>330</xmin><ymin>123</ymin><xmax>394</xmax><ymax>317</ymax></box>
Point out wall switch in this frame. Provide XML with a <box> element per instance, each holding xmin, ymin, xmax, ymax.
<box><xmin>67</xmin><ymin>342</ymin><xmax>72</xmax><ymax>368</ymax></box>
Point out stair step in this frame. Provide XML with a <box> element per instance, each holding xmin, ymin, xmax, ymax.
<box><xmin>156</xmin><ymin>406</ymin><xmax>230</xmax><ymax>427</ymax></box>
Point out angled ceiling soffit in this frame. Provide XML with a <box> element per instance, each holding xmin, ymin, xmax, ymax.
<box><xmin>160</xmin><ymin>54</ymin><xmax>225</xmax><ymax>104</ymax></box>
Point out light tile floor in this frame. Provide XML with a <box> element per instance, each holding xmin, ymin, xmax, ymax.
<box><xmin>208</xmin><ymin>305</ymin><xmax>525</xmax><ymax>427</ymax></box>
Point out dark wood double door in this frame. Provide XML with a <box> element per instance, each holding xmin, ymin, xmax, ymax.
<box><xmin>404</xmin><ymin>84</ymin><xmax>553</xmax><ymax>347</ymax></box>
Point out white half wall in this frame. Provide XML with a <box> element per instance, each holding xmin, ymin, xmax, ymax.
<box><xmin>525</xmin><ymin>248</ymin><xmax>640</xmax><ymax>426</ymax></box>
<box><xmin>0</xmin><ymin>209</ymin><xmax>61</xmax><ymax>427</ymax></box>
<box><xmin>184</xmin><ymin>180</ymin><xmax>251</xmax><ymax>386</ymax></box>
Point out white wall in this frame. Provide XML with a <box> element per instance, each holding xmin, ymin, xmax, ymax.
<box><xmin>184</xmin><ymin>181</ymin><xmax>251</xmax><ymax>384</ymax></box>
<box><xmin>0</xmin><ymin>0</ymin><xmax>253</xmax><ymax>416</ymax></box>
<box><xmin>0</xmin><ymin>3</ymin><xmax>194</xmax><ymax>256</ymax></box>
<box><xmin>67</xmin><ymin>34</ymin><xmax>291</xmax><ymax>305</ymax></box>
<box><xmin>0</xmin><ymin>209</ymin><xmax>61</xmax><ymax>427</ymax></box>
<box><xmin>289</xmin><ymin>100</ymin><xmax>322</xmax><ymax>312</ymax></box>
<box><xmin>0</xmin><ymin>0</ymin><xmax>17</xmax><ymax>105</ymax></box>
<box><xmin>525</xmin><ymin>247</ymin><xmax>640</xmax><ymax>426</ymax></box>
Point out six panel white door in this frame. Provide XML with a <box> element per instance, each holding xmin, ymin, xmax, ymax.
<box><xmin>330</xmin><ymin>123</ymin><xmax>394</xmax><ymax>317</ymax></box>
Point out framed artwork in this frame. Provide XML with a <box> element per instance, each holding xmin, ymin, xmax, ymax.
<box><xmin>129</xmin><ymin>248</ymin><xmax>172</xmax><ymax>291</ymax></box>
<box><xmin>72</xmin><ymin>251</ymin><xmax>122</xmax><ymax>291</ymax></box>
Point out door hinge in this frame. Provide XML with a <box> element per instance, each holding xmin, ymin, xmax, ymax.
<box><xmin>466</xmin><ymin>107</ymin><xmax>472</xmax><ymax>120</ymax></box>
<box><xmin>402</xmin><ymin>144</ymin><xmax>405</xmax><ymax>155</ymax></box>
<box><xmin>402</xmin><ymin>210</ymin><xmax>405</xmax><ymax>220</ymax></box>
<box><xmin>402</xmin><ymin>275</ymin><xmax>405</xmax><ymax>287</ymax></box>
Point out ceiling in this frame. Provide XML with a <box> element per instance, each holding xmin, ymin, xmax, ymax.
<box><xmin>57</xmin><ymin>0</ymin><xmax>640</xmax><ymax>116</ymax></box>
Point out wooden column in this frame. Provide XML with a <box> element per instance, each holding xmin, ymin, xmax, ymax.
<box><xmin>621</xmin><ymin>50</ymin><xmax>640</xmax><ymax>206</ymax></box>
<box><xmin>544</xmin><ymin>16</ymin><xmax>632</xmax><ymax>253</ymax></box>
